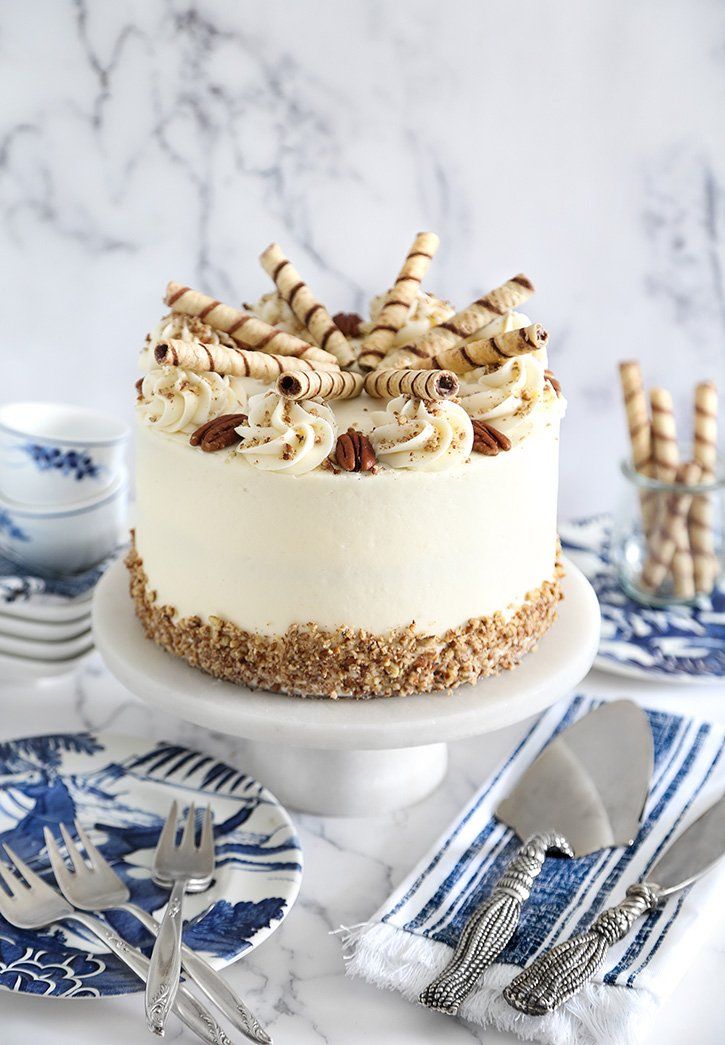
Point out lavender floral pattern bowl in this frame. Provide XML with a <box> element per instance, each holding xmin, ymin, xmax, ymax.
<box><xmin>0</xmin><ymin>403</ymin><xmax>128</xmax><ymax>506</ymax></box>
<box><xmin>560</xmin><ymin>515</ymin><xmax>725</xmax><ymax>683</ymax></box>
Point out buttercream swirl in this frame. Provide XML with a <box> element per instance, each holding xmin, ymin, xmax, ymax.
<box><xmin>139</xmin><ymin>312</ymin><xmax>237</xmax><ymax>371</ymax></box>
<box><xmin>362</xmin><ymin>290</ymin><xmax>455</xmax><ymax>347</ymax></box>
<box><xmin>247</xmin><ymin>292</ymin><xmax>315</xmax><ymax>343</ymax></box>
<box><xmin>459</xmin><ymin>356</ymin><xmax>546</xmax><ymax>423</ymax></box>
<box><xmin>138</xmin><ymin>366</ymin><xmax>247</xmax><ymax>434</ymax></box>
<box><xmin>236</xmin><ymin>390</ymin><xmax>336</xmax><ymax>475</ymax></box>
<box><xmin>369</xmin><ymin>395</ymin><xmax>473</xmax><ymax>471</ymax></box>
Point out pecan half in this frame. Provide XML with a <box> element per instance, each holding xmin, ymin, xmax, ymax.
<box><xmin>335</xmin><ymin>429</ymin><xmax>376</xmax><ymax>472</ymax></box>
<box><xmin>545</xmin><ymin>369</ymin><xmax>562</xmax><ymax>397</ymax></box>
<box><xmin>190</xmin><ymin>413</ymin><xmax>247</xmax><ymax>452</ymax></box>
<box><xmin>471</xmin><ymin>419</ymin><xmax>512</xmax><ymax>456</ymax></box>
<box><xmin>332</xmin><ymin>311</ymin><xmax>364</xmax><ymax>339</ymax></box>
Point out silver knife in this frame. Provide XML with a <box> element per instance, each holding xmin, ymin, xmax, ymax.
<box><xmin>420</xmin><ymin>701</ymin><xmax>653</xmax><ymax>1015</ymax></box>
<box><xmin>505</xmin><ymin>791</ymin><xmax>725</xmax><ymax>1015</ymax></box>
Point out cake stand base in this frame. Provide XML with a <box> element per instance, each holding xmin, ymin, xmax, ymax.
<box><xmin>241</xmin><ymin>740</ymin><xmax>448</xmax><ymax>816</ymax></box>
<box><xmin>93</xmin><ymin>558</ymin><xmax>600</xmax><ymax>817</ymax></box>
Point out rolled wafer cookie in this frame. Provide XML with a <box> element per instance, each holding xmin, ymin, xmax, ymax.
<box><xmin>407</xmin><ymin>324</ymin><xmax>547</xmax><ymax>374</ymax></box>
<box><xmin>358</xmin><ymin>232</ymin><xmax>440</xmax><ymax>370</ymax></box>
<box><xmin>164</xmin><ymin>282</ymin><xmax>338</xmax><ymax>365</ymax></box>
<box><xmin>618</xmin><ymin>361</ymin><xmax>657</xmax><ymax>537</ymax></box>
<box><xmin>383</xmin><ymin>273</ymin><xmax>535</xmax><ymax>365</ymax></box>
<box><xmin>690</xmin><ymin>380</ymin><xmax>719</xmax><ymax>594</ymax></box>
<box><xmin>154</xmin><ymin>339</ymin><xmax>337</xmax><ymax>381</ymax></box>
<box><xmin>276</xmin><ymin>370</ymin><xmax>363</xmax><ymax>401</ymax></box>
<box><xmin>641</xmin><ymin>462</ymin><xmax>701</xmax><ymax>593</ymax></box>
<box><xmin>649</xmin><ymin>386</ymin><xmax>692</xmax><ymax>580</ymax></box>
<box><xmin>260</xmin><ymin>243</ymin><xmax>355</xmax><ymax>366</ymax></box>
<box><xmin>649</xmin><ymin>388</ymin><xmax>679</xmax><ymax>481</ymax></box>
<box><xmin>619</xmin><ymin>362</ymin><xmax>652</xmax><ymax>475</ymax></box>
<box><xmin>363</xmin><ymin>368</ymin><xmax>459</xmax><ymax>401</ymax></box>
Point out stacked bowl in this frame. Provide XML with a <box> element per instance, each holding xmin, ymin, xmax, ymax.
<box><xmin>0</xmin><ymin>403</ymin><xmax>128</xmax><ymax>679</ymax></box>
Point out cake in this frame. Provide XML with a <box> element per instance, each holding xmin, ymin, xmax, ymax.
<box><xmin>129</xmin><ymin>233</ymin><xmax>565</xmax><ymax>698</ymax></box>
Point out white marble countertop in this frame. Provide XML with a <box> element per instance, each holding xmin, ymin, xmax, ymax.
<box><xmin>1</xmin><ymin>659</ymin><xmax>724</xmax><ymax>1045</ymax></box>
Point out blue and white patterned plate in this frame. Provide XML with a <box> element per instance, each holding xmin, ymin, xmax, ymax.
<box><xmin>0</xmin><ymin>731</ymin><xmax>303</xmax><ymax>999</ymax></box>
<box><xmin>560</xmin><ymin>515</ymin><xmax>725</xmax><ymax>683</ymax></box>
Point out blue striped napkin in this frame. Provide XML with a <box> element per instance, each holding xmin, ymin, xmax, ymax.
<box><xmin>344</xmin><ymin>695</ymin><xmax>725</xmax><ymax>1045</ymax></box>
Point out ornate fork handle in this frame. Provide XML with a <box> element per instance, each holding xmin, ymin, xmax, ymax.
<box><xmin>146</xmin><ymin>878</ymin><xmax>187</xmax><ymax>1035</ymax></box>
<box><xmin>504</xmin><ymin>882</ymin><xmax>661</xmax><ymax>1016</ymax></box>
<box><xmin>70</xmin><ymin>911</ymin><xmax>233</xmax><ymax>1045</ymax></box>
<box><xmin>419</xmin><ymin>831</ymin><xmax>572</xmax><ymax>1015</ymax></box>
<box><xmin>127</xmin><ymin>902</ymin><xmax>271</xmax><ymax>1044</ymax></box>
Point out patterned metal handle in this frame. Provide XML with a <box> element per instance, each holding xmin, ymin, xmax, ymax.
<box><xmin>504</xmin><ymin>882</ymin><xmax>661</xmax><ymax>1015</ymax></box>
<box><xmin>419</xmin><ymin>831</ymin><xmax>572</xmax><ymax>1015</ymax></box>
<box><xmin>127</xmin><ymin>902</ymin><xmax>271</xmax><ymax>1044</ymax></box>
<box><xmin>146</xmin><ymin>878</ymin><xmax>187</xmax><ymax>1036</ymax></box>
<box><xmin>71</xmin><ymin>911</ymin><xmax>233</xmax><ymax>1045</ymax></box>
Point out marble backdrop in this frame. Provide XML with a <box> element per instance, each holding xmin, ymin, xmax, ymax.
<box><xmin>1</xmin><ymin>0</ymin><xmax>723</xmax><ymax>515</ymax></box>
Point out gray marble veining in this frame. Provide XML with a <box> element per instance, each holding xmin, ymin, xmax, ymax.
<box><xmin>1</xmin><ymin>0</ymin><xmax>724</xmax><ymax>519</ymax></box>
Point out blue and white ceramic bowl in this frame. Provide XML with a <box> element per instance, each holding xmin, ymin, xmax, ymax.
<box><xmin>0</xmin><ymin>472</ymin><xmax>128</xmax><ymax>575</ymax></box>
<box><xmin>0</xmin><ymin>402</ymin><xmax>128</xmax><ymax>506</ymax></box>
<box><xmin>0</xmin><ymin>731</ymin><xmax>303</xmax><ymax>998</ymax></box>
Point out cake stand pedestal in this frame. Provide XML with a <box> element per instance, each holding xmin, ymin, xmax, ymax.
<box><xmin>93</xmin><ymin>559</ymin><xmax>600</xmax><ymax>816</ymax></box>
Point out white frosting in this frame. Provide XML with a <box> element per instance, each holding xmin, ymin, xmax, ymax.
<box><xmin>369</xmin><ymin>396</ymin><xmax>473</xmax><ymax>472</ymax></box>
<box><xmin>460</xmin><ymin>356</ymin><xmax>545</xmax><ymax>420</ymax></box>
<box><xmin>247</xmin><ymin>292</ymin><xmax>314</xmax><ymax>342</ymax></box>
<box><xmin>139</xmin><ymin>312</ymin><xmax>237</xmax><ymax>371</ymax></box>
<box><xmin>237</xmin><ymin>390</ymin><xmax>337</xmax><ymax>475</ymax></box>
<box><xmin>135</xmin><ymin>413</ymin><xmax>562</xmax><ymax>635</ymax></box>
<box><xmin>455</xmin><ymin>310</ymin><xmax>564</xmax><ymax>444</ymax></box>
<box><xmin>138</xmin><ymin>366</ymin><xmax>247</xmax><ymax>434</ymax></box>
<box><xmin>362</xmin><ymin>290</ymin><xmax>455</xmax><ymax>348</ymax></box>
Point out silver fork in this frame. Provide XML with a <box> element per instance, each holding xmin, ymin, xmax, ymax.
<box><xmin>147</xmin><ymin>801</ymin><xmax>215</xmax><ymax>1036</ymax></box>
<box><xmin>0</xmin><ymin>842</ymin><xmax>233</xmax><ymax>1045</ymax></box>
<box><xmin>44</xmin><ymin>821</ymin><xmax>271</xmax><ymax>1045</ymax></box>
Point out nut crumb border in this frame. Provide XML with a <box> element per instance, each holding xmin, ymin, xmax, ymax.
<box><xmin>126</xmin><ymin>537</ymin><xmax>563</xmax><ymax>700</ymax></box>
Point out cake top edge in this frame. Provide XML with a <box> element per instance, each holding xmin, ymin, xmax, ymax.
<box><xmin>136</xmin><ymin>233</ymin><xmax>565</xmax><ymax>475</ymax></box>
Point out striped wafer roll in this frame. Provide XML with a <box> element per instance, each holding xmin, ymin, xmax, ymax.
<box><xmin>164</xmin><ymin>282</ymin><xmax>338</xmax><ymax>365</ymax></box>
<box><xmin>154</xmin><ymin>339</ymin><xmax>337</xmax><ymax>381</ymax></box>
<box><xmin>649</xmin><ymin>386</ymin><xmax>691</xmax><ymax>577</ymax></box>
<box><xmin>672</xmin><ymin>547</ymin><xmax>696</xmax><ymax>600</ymax></box>
<box><xmin>650</xmin><ymin>388</ymin><xmax>679</xmax><ymax>481</ymax></box>
<box><xmin>363</xmin><ymin>368</ymin><xmax>459</xmax><ymax>401</ymax></box>
<box><xmin>385</xmin><ymin>273</ymin><xmax>535</xmax><ymax>365</ymax></box>
<box><xmin>690</xmin><ymin>380</ymin><xmax>719</xmax><ymax>593</ymax></box>
<box><xmin>260</xmin><ymin>243</ymin><xmax>355</xmax><ymax>366</ymax></box>
<box><xmin>641</xmin><ymin>462</ymin><xmax>701</xmax><ymax>593</ymax></box>
<box><xmin>408</xmin><ymin>324</ymin><xmax>547</xmax><ymax>374</ymax></box>
<box><xmin>358</xmin><ymin>232</ymin><xmax>440</xmax><ymax>370</ymax></box>
<box><xmin>619</xmin><ymin>361</ymin><xmax>657</xmax><ymax>536</ymax></box>
<box><xmin>276</xmin><ymin>370</ymin><xmax>363</xmax><ymax>401</ymax></box>
<box><xmin>619</xmin><ymin>362</ymin><xmax>652</xmax><ymax>475</ymax></box>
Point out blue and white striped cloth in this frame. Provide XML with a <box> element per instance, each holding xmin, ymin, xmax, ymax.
<box><xmin>345</xmin><ymin>695</ymin><xmax>725</xmax><ymax>1045</ymax></box>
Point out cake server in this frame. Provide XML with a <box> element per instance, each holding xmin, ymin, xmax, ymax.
<box><xmin>419</xmin><ymin>700</ymin><xmax>653</xmax><ymax>1015</ymax></box>
<box><xmin>505</xmin><ymin>790</ymin><xmax>725</xmax><ymax>1015</ymax></box>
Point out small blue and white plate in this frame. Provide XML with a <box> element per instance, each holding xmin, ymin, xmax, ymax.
<box><xmin>0</xmin><ymin>732</ymin><xmax>303</xmax><ymax>999</ymax></box>
<box><xmin>560</xmin><ymin>515</ymin><xmax>725</xmax><ymax>683</ymax></box>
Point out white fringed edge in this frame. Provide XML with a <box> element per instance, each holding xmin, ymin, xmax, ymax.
<box><xmin>340</xmin><ymin>921</ymin><xmax>660</xmax><ymax>1045</ymax></box>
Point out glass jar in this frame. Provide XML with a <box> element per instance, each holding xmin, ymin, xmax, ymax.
<box><xmin>611</xmin><ymin>460</ymin><xmax>724</xmax><ymax>607</ymax></box>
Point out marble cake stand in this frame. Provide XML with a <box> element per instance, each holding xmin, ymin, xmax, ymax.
<box><xmin>93</xmin><ymin>559</ymin><xmax>600</xmax><ymax>816</ymax></box>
